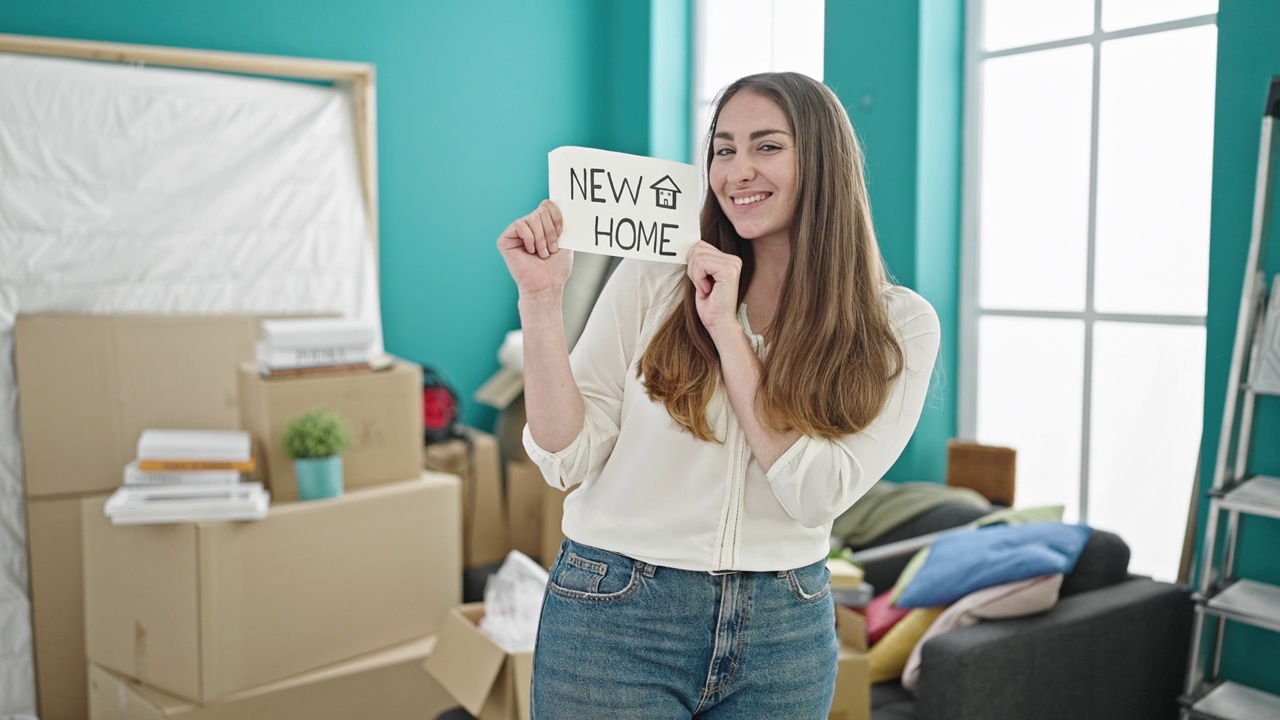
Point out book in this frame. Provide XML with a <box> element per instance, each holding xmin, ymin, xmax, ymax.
<box><xmin>137</xmin><ymin>458</ymin><xmax>255</xmax><ymax>472</ymax></box>
<box><xmin>260</xmin><ymin>362</ymin><xmax>375</xmax><ymax>379</ymax></box>
<box><xmin>260</xmin><ymin>318</ymin><xmax>376</xmax><ymax>350</ymax></box>
<box><xmin>258</xmin><ymin>352</ymin><xmax>394</xmax><ymax>378</ymax></box>
<box><xmin>124</xmin><ymin>459</ymin><xmax>241</xmax><ymax>486</ymax></box>
<box><xmin>105</xmin><ymin>482</ymin><xmax>270</xmax><ymax>524</ymax></box>
<box><xmin>255</xmin><ymin>340</ymin><xmax>374</xmax><ymax>370</ymax></box>
<box><xmin>137</xmin><ymin>429</ymin><xmax>251</xmax><ymax>462</ymax></box>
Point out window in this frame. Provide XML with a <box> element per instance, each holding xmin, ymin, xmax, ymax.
<box><xmin>693</xmin><ymin>0</ymin><xmax>824</xmax><ymax>162</ymax></box>
<box><xmin>962</xmin><ymin>1</ymin><xmax>1217</xmax><ymax>581</ymax></box>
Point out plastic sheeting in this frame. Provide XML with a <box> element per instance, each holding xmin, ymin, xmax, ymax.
<box><xmin>0</xmin><ymin>51</ymin><xmax>381</xmax><ymax>716</ymax></box>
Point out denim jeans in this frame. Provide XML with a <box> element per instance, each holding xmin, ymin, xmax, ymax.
<box><xmin>531</xmin><ymin>539</ymin><xmax>838</xmax><ymax>719</ymax></box>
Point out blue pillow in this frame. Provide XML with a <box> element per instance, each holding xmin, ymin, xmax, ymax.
<box><xmin>895</xmin><ymin>522</ymin><xmax>1092</xmax><ymax>608</ymax></box>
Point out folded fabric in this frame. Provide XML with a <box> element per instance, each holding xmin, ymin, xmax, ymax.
<box><xmin>832</xmin><ymin>481</ymin><xmax>990</xmax><ymax>547</ymax></box>
<box><xmin>889</xmin><ymin>546</ymin><xmax>931</xmax><ymax>606</ymax></box>
<box><xmin>901</xmin><ymin>574</ymin><xmax>1064</xmax><ymax>690</ymax></box>
<box><xmin>895</xmin><ymin>522</ymin><xmax>1091</xmax><ymax>608</ymax></box>
<box><xmin>866</xmin><ymin>589</ymin><xmax>914</xmax><ymax>646</ymax></box>
<box><xmin>868</xmin><ymin>606</ymin><xmax>945</xmax><ymax>684</ymax></box>
<box><xmin>972</xmin><ymin>504</ymin><xmax>1064</xmax><ymax>528</ymax></box>
<box><xmin>888</xmin><ymin>505</ymin><xmax>1067</xmax><ymax>606</ymax></box>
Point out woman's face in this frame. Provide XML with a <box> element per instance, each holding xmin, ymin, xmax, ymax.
<box><xmin>709</xmin><ymin>90</ymin><xmax>798</xmax><ymax>248</ymax></box>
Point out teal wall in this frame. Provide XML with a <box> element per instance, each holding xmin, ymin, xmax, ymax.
<box><xmin>824</xmin><ymin>0</ymin><xmax>964</xmax><ymax>483</ymax></box>
<box><xmin>0</xmin><ymin>0</ymin><xmax>690</xmax><ymax>430</ymax></box>
<box><xmin>1195</xmin><ymin>0</ymin><xmax>1280</xmax><ymax>696</ymax></box>
<box><xmin>649</xmin><ymin>0</ymin><xmax>692</xmax><ymax>163</ymax></box>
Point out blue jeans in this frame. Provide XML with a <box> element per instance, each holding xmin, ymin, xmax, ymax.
<box><xmin>531</xmin><ymin>539</ymin><xmax>838</xmax><ymax>719</ymax></box>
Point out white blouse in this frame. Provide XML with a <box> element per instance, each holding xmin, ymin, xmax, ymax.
<box><xmin>524</xmin><ymin>259</ymin><xmax>941</xmax><ymax>572</ymax></box>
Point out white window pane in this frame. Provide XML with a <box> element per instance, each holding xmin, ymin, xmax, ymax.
<box><xmin>699</xmin><ymin>0</ymin><xmax>774</xmax><ymax>100</ymax></box>
<box><xmin>983</xmin><ymin>0</ymin><xmax>1094</xmax><ymax>52</ymax></box>
<box><xmin>976</xmin><ymin>317</ymin><xmax>1085</xmax><ymax>520</ymax></box>
<box><xmin>1102</xmin><ymin>0</ymin><xmax>1218</xmax><ymax>32</ymax></box>
<box><xmin>1095</xmin><ymin>26</ymin><xmax>1216</xmax><ymax>316</ymax></box>
<box><xmin>694</xmin><ymin>0</ymin><xmax>825</xmax><ymax>181</ymax></box>
<box><xmin>694</xmin><ymin>101</ymin><xmax>714</xmax><ymax>161</ymax></box>
<box><xmin>1088</xmin><ymin>322</ymin><xmax>1205</xmax><ymax>582</ymax></box>
<box><xmin>979</xmin><ymin>46</ymin><xmax>1093</xmax><ymax>311</ymax></box>
<box><xmin>771</xmin><ymin>0</ymin><xmax>824</xmax><ymax>82</ymax></box>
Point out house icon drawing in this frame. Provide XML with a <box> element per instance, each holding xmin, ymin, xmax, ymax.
<box><xmin>650</xmin><ymin>175</ymin><xmax>681</xmax><ymax>210</ymax></box>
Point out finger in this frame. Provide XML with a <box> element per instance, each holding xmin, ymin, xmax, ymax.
<box><xmin>515</xmin><ymin>219</ymin><xmax>538</xmax><ymax>254</ymax></box>
<box><xmin>685</xmin><ymin>262</ymin><xmax>704</xmax><ymax>296</ymax></box>
<box><xmin>688</xmin><ymin>263</ymin><xmax>713</xmax><ymax>297</ymax></box>
<box><xmin>531</xmin><ymin>210</ymin><xmax>553</xmax><ymax>257</ymax></box>
<box><xmin>542</xmin><ymin>200</ymin><xmax>564</xmax><ymax>235</ymax></box>
<box><xmin>497</xmin><ymin>222</ymin><xmax>521</xmax><ymax>251</ymax></box>
<box><xmin>536</xmin><ymin>208</ymin><xmax>559</xmax><ymax>253</ymax></box>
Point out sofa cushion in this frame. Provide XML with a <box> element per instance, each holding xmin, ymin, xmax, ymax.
<box><xmin>868</xmin><ymin>607</ymin><xmax>945</xmax><ymax>684</ymax></box>
<box><xmin>888</xmin><ymin>547</ymin><xmax>931</xmax><ymax>606</ymax></box>
<box><xmin>896</xmin><ymin>522</ymin><xmax>1091</xmax><ymax>608</ymax></box>
<box><xmin>883</xmin><ymin>505</ymin><xmax>1066</xmax><ymax>605</ymax></box>
<box><xmin>1059</xmin><ymin>529</ymin><xmax>1130</xmax><ymax>598</ymax></box>
<box><xmin>855</xmin><ymin>502</ymin><xmax>993</xmax><ymax>593</ymax></box>
<box><xmin>867</xmin><ymin>589</ymin><xmax>914</xmax><ymax>645</ymax></box>
<box><xmin>870</xmin><ymin>682</ymin><xmax>920</xmax><ymax>719</ymax></box>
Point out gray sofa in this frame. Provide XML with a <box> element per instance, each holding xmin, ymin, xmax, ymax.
<box><xmin>852</xmin><ymin>508</ymin><xmax>1194</xmax><ymax>720</ymax></box>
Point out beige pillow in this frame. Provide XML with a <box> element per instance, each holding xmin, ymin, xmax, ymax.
<box><xmin>901</xmin><ymin>574</ymin><xmax>1063</xmax><ymax>690</ymax></box>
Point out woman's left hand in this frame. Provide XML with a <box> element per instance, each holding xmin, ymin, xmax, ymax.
<box><xmin>686</xmin><ymin>241</ymin><xmax>742</xmax><ymax>338</ymax></box>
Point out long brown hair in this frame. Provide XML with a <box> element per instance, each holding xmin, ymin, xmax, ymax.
<box><xmin>639</xmin><ymin>72</ymin><xmax>904</xmax><ymax>442</ymax></box>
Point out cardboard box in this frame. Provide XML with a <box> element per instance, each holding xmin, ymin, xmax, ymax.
<box><xmin>492</xmin><ymin>394</ymin><xmax>529</xmax><ymax>464</ymax></box>
<box><xmin>946</xmin><ymin>439</ymin><xmax>1017</xmax><ymax>507</ymax></box>
<box><xmin>237</xmin><ymin>360</ymin><xmax>423</xmax><ymax>502</ymax></box>
<box><xmin>424</xmin><ymin>604</ymin><xmax>533</xmax><ymax>720</ymax></box>
<box><xmin>423</xmin><ymin>428</ymin><xmax>511</xmax><ymax>568</ymax></box>
<box><xmin>26</xmin><ymin>493</ymin><xmax>108</xmax><ymax>720</ymax></box>
<box><xmin>504</xmin><ymin>461</ymin><xmax>544</xmax><ymax>560</ymax></box>
<box><xmin>540</xmin><ymin>484</ymin><xmax>570</xmax><ymax>570</ymax></box>
<box><xmin>83</xmin><ymin>473</ymin><xmax>461</xmax><ymax>702</ymax></box>
<box><xmin>830</xmin><ymin>606</ymin><xmax>871</xmax><ymax>720</ymax></box>
<box><xmin>14</xmin><ymin>315</ymin><xmax>281</xmax><ymax>498</ymax></box>
<box><xmin>88</xmin><ymin>636</ymin><xmax>455</xmax><ymax>720</ymax></box>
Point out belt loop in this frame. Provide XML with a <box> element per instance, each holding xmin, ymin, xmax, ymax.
<box><xmin>641</xmin><ymin>562</ymin><xmax>657</xmax><ymax>578</ymax></box>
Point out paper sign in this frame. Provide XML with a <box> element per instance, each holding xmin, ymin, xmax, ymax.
<box><xmin>548</xmin><ymin>146</ymin><xmax>700</xmax><ymax>264</ymax></box>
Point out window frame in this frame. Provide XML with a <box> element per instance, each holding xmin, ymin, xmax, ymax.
<box><xmin>958</xmin><ymin>0</ymin><xmax>1217</xmax><ymax>521</ymax></box>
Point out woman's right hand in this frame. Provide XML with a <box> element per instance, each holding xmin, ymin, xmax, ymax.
<box><xmin>497</xmin><ymin>200</ymin><xmax>573</xmax><ymax>297</ymax></box>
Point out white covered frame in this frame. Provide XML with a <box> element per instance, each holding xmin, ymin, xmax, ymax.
<box><xmin>0</xmin><ymin>33</ymin><xmax>382</xmax><ymax>717</ymax></box>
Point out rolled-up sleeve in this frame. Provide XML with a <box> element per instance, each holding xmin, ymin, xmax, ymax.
<box><xmin>764</xmin><ymin>294</ymin><xmax>941</xmax><ymax>527</ymax></box>
<box><xmin>523</xmin><ymin>261</ymin><xmax>647</xmax><ymax>489</ymax></box>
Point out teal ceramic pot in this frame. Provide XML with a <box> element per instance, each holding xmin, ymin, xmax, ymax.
<box><xmin>294</xmin><ymin>455</ymin><xmax>343</xmax><ymax>500</ymax></box>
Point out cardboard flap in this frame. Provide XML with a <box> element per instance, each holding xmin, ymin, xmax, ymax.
<box><xmin>423</xmin><ymin>605</ymin><xmax>508</xmax><ymax>716</ymax></box>
<box><xmin>835</xmin><ymin>605</ymin><xmax>868</xmax><ymax>653</ymax></box>
<box><xmin>474</xmin><ymin>367</ymin><xmax>524</xmax><ymax>409</ymax></box>
<box><xmin>513</xmin><ymin>651</ymin><xmax>534</xmax><ymax>720</ymax></box>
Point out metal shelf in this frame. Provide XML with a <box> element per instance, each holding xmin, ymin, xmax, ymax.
<box><xmin>1215</xmin><ymin>476</ymin><xmax>1280</xmax><ymax>521</ymax></box>
<box><xmin>1188</xmin><ymin>681</ymin><xmax>1280</xmax><ymax>720</ymax></box>
<box><xmin>1198</xmin><ymin>579</ymin><xmax>1280</xmax><ymax>634</ymax></box>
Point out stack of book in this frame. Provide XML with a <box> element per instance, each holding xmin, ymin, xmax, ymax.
<box><xmin>257</xmin><ymin>318</ymin><xmax>380</xmax><ymax>377</ymax></box>
<box><xmin>105</xmin><ymin>429</ymin><xmax>269</xmax><ymax>524</ymax></box>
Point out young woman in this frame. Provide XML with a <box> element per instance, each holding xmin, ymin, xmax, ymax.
<box><xmin>497</xmin><ymin>72</ymin><xmax>940</xmax><ymax>719</ymax></box>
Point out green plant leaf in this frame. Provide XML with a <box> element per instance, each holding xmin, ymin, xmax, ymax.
<box><xmin>280</xmin><ymin>407</ymin><xmax>354</xmax><ymax>459</ymax></box>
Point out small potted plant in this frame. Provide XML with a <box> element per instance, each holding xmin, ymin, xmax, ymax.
<box><xmin>281</xmin><ymin>407</ymin><xmax>353</xmax><ymax>500</ymax></box>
